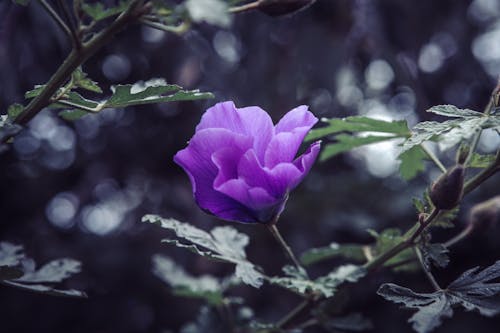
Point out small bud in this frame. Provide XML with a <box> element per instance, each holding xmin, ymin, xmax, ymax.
<box><xmin>258</xmin><ymin>0</ymin><xmax>316</xmax><ymax>17</ymax></box>
<box><xmin>429</xmin><ymin>165</ymin><xmax>464</xmax><ymax>210</ymax></box>
<box><xmin>455</xmin><ymin>144</ymin><xmax>470</xmax><ymax>165</ymax></box>
<box><xmin>469</xmin><ymin>196</ymin><xmax>500</xmax><ymax>231</ymax></box>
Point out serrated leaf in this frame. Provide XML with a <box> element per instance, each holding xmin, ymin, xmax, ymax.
<box><xmin>300</xmin><ymin>242</ymin><xmax>365</xmax><ymax>266</ymax></box>
<box><xmin>58</xmin><ymin>109</ymin><xmax>88</xmax><ymax>121</ymax></box>
<box><xmin>378</xmin><ymin>260</ymin><xmax>500</xmax><ymax>333</ymax></box>
<box><xmin>427</xmin><ymin>105</ymin><xmax>483</xmax><ymax>118</ymax></box>
<box><xmin>152</xmin><ymin>254</ymin><xmax>224</xmax><ymax>305</ymax></box>
<box><xmin>398</xmin><ymin>145</ymin><xmax>427</xmax><ymax>180</ymax></box>
<box><xmin>306</xmin><ymin>116</ymin><xmax>409</xmax><ymax>141</ymax></box>
<box><xmin>15</xmin><ymin>258</ymin><xmax>81</xmax><ymax>283</ymax></box>
<box><xmin>468</xmin><ymin>153</ymin><xmax>496</xmax><ymax>168</ymax></box>
<box><xmin>81</xmin><ymin>0</ymin><xmax>130</xmax><ymax>21</ymax></box>
<box><xmin>431</xmin><ymin>208</ymin><xmax>458</xmax><ymax>229</ymax></box>
<box><xmin>320</xmin><ymin>134</ymin><xmax>397</xmax><ymax>161</ymax></box>
<box><xmin>72</xmin><ymin>68</ymin><xmax>102</xmax><ymax>93</ymax></box>
<box><xmin>142</xmin><ymin>214</ymin><xmax>263</xmax><ymax>288</ymax></box>
<box><xmin>369</xmin><ymin>229</ymin><xmax>416</xmax><ymax>271</ymax></box>
<box><xmin>271</xmin><ymin>264</ymin><xmax>365</xmax><ymax>298</ymax></box>
<box><xmin>419</xmin><ymin>243</ymin><xmax>449</xmax><ymax>269</ymax></box>
<box><xmin>7</xmin><ymin>103</ymin><xmax>23</xmax><ymax>121</ymax></box>
<box><xmin>25</xmin><ymin>85</ymin><xmax>45</xmax><ymax>99</ymax></box>
<box><xmin>402</xmin><ymin>120</ymin><xmax>460</xmax><ymax>153</ymax></box>
<box><xmin>185</xmin><ymin>0</ymin><xmax>232</xmax><ymax>27</ymax></box>
<box><xmin>0</xmin><ymin>242</ymin><xmax>25</xmax><ymax>280</ymax></box>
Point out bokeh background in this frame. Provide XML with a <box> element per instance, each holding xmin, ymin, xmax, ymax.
<box><xmin>1</xmin><ymin>0</ymin><xmax>499</xmax><ymax>332</ymax></box>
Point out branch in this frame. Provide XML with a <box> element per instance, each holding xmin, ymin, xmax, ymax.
<box><xmin>38</xmin><ymin>0</ymin><xmax>73</xmax><ymax>41</ymax></box>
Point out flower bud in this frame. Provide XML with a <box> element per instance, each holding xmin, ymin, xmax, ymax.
<box><xmin>469</xmin><ymin>196</ymin><xmax>500</xmax><ymax>231</ymax></box>
<box><xmin>429</xmin><ymin>165</ymin><xmax>464</xmax><ymax>210</ymax></box>
<box><xmin>258</xmin><ymin>0</ymin><xmax>316</xmax><ymax>17</ymax></box>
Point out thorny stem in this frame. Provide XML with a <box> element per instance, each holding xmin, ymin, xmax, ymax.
<box><xmin>421</xmin><ymin>144</ymin><xmax>447</xmax><ymax>173</ymax></box>
<box><xmin>267</xmin><ymin>223</ymin><xmax>305</xmax><ymax>274</ymax></box>
<box><xmin>415</xmin><ymin>246</ymin><xmax>441</xmax><ymax>291</ymax></box>
<box><xmin>7</xmin><ymin>0</ymin><xmax>144</xmax><ymax>136</ymax></box>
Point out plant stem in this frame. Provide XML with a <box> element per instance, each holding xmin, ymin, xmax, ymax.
<box><xmin>363</xmin><ymin>209</ymin><xmax>439</xmax><ymax>272</ymax></box>
<box><xmin>276</xmin><ymin>299</ymin><xmax>310</xmax><ymax>329</ymax></box>
<box><xmin>267</xmin><ymin>224</ymin><xmax>304</xmax><ymax>273</ymax></box>
<box><xmin>56</xmin><ymin>0</ymin><xmax>81</xmax><ymax>48</ymax></box>
<box><xmin>139</xmin><ymin>18</ymin><xmax>190</xmax><ymax>34</ymax></box>
<box><xmin>229</xmin><ymin>0</ymin><xmax>262</xmax><ymax>13</ymax></box>
<box><xmin>444</xmin><ymin>224</ymin><xmax>474</xmax><ymax>248</ymax></box>
<box><xmin>38</xmin><ymin>0</ymin><xmax>73</xmax><ymax>41</ymax></box>
<box><xmin>421</xmin><ymin>144</ymin><xmax>447</xmax><ymax>173</ymax></box>
<box><xmin>415</xmin><ymin>246</ymin><xmax>441</xmax><ymax>291</ymax></box>
<box><xmin>10</xmin><ymin>0</ymin><xmax>143</xmax><ymax>132</ymax></box>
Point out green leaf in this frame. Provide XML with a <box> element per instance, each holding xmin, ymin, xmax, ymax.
<box><xmin>152</xmin><ymin>254</ymin><xmax>224</xmax><ymax>305</ymax></box>
<box><xmin>105</xmin><ymin>78</ymin><xmax>213</xmax><ymax>108</ymax></box>
<box><xmin>468</xmin><ymin>153</ymin><xmax>496</xmax><ymax>168</ymax></box>
<box><xmin>25</xmin><ymin>85</ymin><xmax>45</xmax><ymax>99</ymax></box>
<box><xmin>72</xmin><ymin>68</ymin><xmax>103</xmax><ymax>93</ymax></box>
<box><xmin>378</xmin><ymin>260</ymin><xmax>500</xmax><ymax>333</ymax></box>
<box><xmin>427</xmin><ymin>105</ymin><xmax>483</xmax><ymax>118</ymax></box>
<box><xmin>185</xmin><ymin>0</ymin><xmax>232</xmax><ymax>27</ymax></box>
<box><xmin>369</xmin><ymin>229</ymin><xmax>416</xmax><ymax>271</ymax></box>
<box><xmin>0</xmin><ymin>242</ymin><xmax>24</xmax><ymax>280</ymax></box>
<box><xmin>306</xmin><ymin>116</ymin><xmax>409</xmax><ymax>142</ymax></box>
<box><xmin>398</xmin><ymin>146</ymin><xmax>427</xmax><ymax>180</ymax></box>
<box><xmin>300</xmin><ymin>242</ymin><xmax>366</xmax><ymax>266</ymax></box>
<box><xmin>58</xmin><ymin>110</ymin><xmax>88</xmax><ymax>121</ymax></box>
<box><xmin>142</xmin><ymin>214</ymin><xmax>264</xmax><ymax>288</ymax></box>
<box><xmin>270</xmin><ymin>264</ymin><xmax>365</xmax><ymax>298</ymax></box>
<box><xmin>15</xmin><ymin>259</ymin><xmax>81</xmax><ymax>283</ymax></box>
<box><xmin>81</xmin><ymin>0</ymin><xmax>130</xmax><ymax>21</ymax></box>
<box><xmin>320</xmin><ymin>134</ymin><xmax>397</xmax><ymax>161</ymax></box>
<box><xmin>7</xmin><ymin>103</ymin><xmax>24</xmax><ymax>121</ymax></box>
<box><xmin>431</xmin><ymin>207</ymin><xmax>458</xmax><ymax>229</ymax></box>
<box><xmin>2</xmin><ymin>280</ymin><xmax>86</xmax><ymax>297</ymax></box>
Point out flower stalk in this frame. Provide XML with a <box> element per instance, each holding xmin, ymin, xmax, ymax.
<box><xmin>267</xmin><ymin>223</ymin><xmax>304</xmax><ymax>273</ymax></box>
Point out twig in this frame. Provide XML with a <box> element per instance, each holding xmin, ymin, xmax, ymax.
<box><xmin>276</xmin><ymin>299</ymin><xmax>310</xmax><ymax>329</ymax></box>
<box><xmin>229</xmin><ymin>0</ymin><xmax>262</xmax><ymax>13</ymax></box>
<box><xmin>267</xmin><ymin>224</ymin><xmax>304</xmax><ymax>274</ymax></box>
<box><xmin>415</xmin><ymin>246</ymin><xmax>441</xmax><ymax>291</ymax></box>
<box><xmin>421</xmin><ymin>144</ymin><xmax>447</xmax><ymax>173</ymax></box>
<box><xmin>139</xmin><ymin>18</ymin><xmax>190</xmax><ymax>34</ymax></box>
<box><xmin>38</xmin><ymin>0</ymin><xmax>73</xmax><ymax>41</ymax></box>
<box><xmin>56</xmin><ymin>0</ymin><xmax>81</xmax><ymax>48</ymax></box>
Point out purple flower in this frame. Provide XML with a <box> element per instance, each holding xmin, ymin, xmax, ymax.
<box><xmin>174</xmin><ymin>101</ymin><xmax>321</xmax><ymax>223</ymax></box>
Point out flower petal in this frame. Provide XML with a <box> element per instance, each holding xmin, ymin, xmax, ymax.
<box><xmin>197</xmin><ymin>101</ymin><xmax>274</xmax><ymax>162</ymax></box>
<box><xmin>174</xmin><ymin>128</ymin><xmax>256</xmax><ymax>222</ymax></box>
<box><xmin>293</xmin><ymin>141</ymin><xmax>321</xmax><ymax>175</ymax></box>
<box><xmin>275</xmin><ymin>105</ymin><xmax>318</xmax><ymax>134</ymax></box>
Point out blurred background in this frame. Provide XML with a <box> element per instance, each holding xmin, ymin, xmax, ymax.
<box><xmin>0</xmin><ymin>0</ymin><xmax>499</xmax><ymax>332</ymax></box>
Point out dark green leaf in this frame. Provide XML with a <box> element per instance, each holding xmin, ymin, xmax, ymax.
<box><xmin>12</xmin><ymin>0</ymin><xmax>30</xmax><ymax>5</ymax></box>
<box><xmin>58</xmin><ymin>110</ymin><xmax>88</xmax><ymax>121</ymax></box>
<box><xmin>152</xmin><ymin>254</ymin><xmax>224</xmax><ymax>305</ymax></box>
<box><xmin>431</xmin><ymin>208</ymin><xmax>458</xmax><ymax>229</ymax></box>
<box><xmin>398</xmin><ymin>146</ymin><xmax>427</xmax><ymax>180</ymax></box>
<box><xmin>2</xmin><ymin>280</ymin><xmax>86</xmax><ymax>297</ymax></box>
<box><xmin>81</xmin><ymin>0</ymin><xmax>130</xmax><ymax>21</ymax></box>
<box><xmin>368</xmin><ymin>229</ymin><xmax>416</xmax><ymax>271</ymax></box>
<box><xmin>142</xmin><ymin>214</ymin><xmax>264</xmax><ymax>288</ymax></box>
<box><xmin>427</xmin><ymin>105</ymin><xmax>483</xmax><ymax>118</ymax></box>
<box><xmin>378</xmin><ymin>260</ymin><xmax>500</xmax><ymax>333</ymax></box>
<box><xmin>320</xmin><ymin>134</ymin><xmax>397</xmax><ymax>161</ymax></box>
<box><xmin>7</xmin><ymin>103</ymin><xmax>24</xmax><ymax>121</ymax></box>
<box><xmin>25</xmin><ymin>85</ymin><xmax>45</xmax><ymax>99</ymax></box>
<box><xmin>419</xmin><ymin>243</ymin><xmax>449</xmax><ymax>269</ymax></box>
<box><xmin>185</xmin><ymin>0</ymin><xmax>232</xmax><ymax>27</ymax></box>
<box><xmin>306</xmin><ymin>116</ymin><xmax>409</xmax><ymax>141</ymax></box>
<box><xmin>300</xmin><ymin>242</ymin><xmax>365</xmax><ymax>266</ymax></box>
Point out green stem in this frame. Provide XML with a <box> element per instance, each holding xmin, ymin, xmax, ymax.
<box><xmin>421</xmin><ymin>144</ymin><xmax>447</xmax><ymax>173</ymax></box>
<box><xmin>363</xmin><ymin>209</ymin><xmax>439</xmax><ymax>272</ymax></box>
<box><xmin>444</xmin><ymin>224</ymin><xmax>474</xmax><ymax>248</ymax></box>
<box><xmin>229</xmin><ymin>0</ymin><xmax>262</xmax><ymax>13</ymax></box>
<box><xmin>139</xmin><ymin>18</ymin><xmax>190</xmax><ymax>34</ymax></box>
<box><xmin>276</xmin><ymin>299</ymin><xmax>310</xmax><ymax>329</ymax></box>
<box><xmin>10</xmin><ymin>0</ymin><xmax>143</xmax><ymax>130</ymax></box>
<box><xmin>415</xmin><ymin>246</ymin><xmax>441</xmax><ymax>291</ymax></box>
<box><xmin>267</xmin><ymin>224</ymin><xmax>304</xmax><ymax>274</ymax></box>
<box><xmin>38</xmin><ymin>0</ymin><xmax>73</xmax><ymax>41</ymax></box>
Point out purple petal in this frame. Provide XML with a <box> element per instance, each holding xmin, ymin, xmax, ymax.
<box><xmin>196</xmin><ymin>101</ymin><xmax>274</xmax><ymax>161</ymax></box>
<box><xmin>238</xmin><ymin>149</ymin><xmax>302</xmax><ymax>198</ymax></box>
<box><xmin>174</xmin><ymin>128</ymin><xmax>256</xmax><ymax>222</ymax></box>
<box><xmin>275</xmin><ymin>105</ymin><xmax>318</xmax><ymax>134</ymax></box>
<box><xmin>293</xmin><ymin>141</ymin><xmax>321</xmax><ymax>175</ymax></box>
